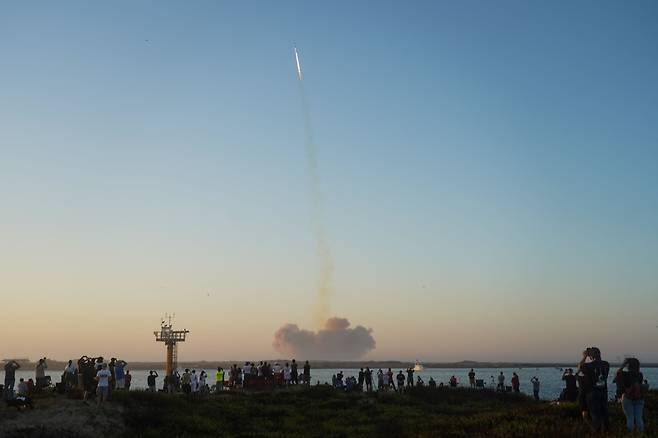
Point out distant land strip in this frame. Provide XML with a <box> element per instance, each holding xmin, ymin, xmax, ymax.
<box><xmin>4</xmin><ymin>359</ymin><xmax>655</xmax><ymax>370</ymax></box>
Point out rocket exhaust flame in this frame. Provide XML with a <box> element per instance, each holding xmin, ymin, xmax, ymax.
<box><xmin>293</xmin><ymin>46</ymin><xmax>333</xmax><ymax>326</ymax></box>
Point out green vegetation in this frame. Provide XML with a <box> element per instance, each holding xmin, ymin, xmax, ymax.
<box><xmin>112</xmin><ymin>387</ymin><xmax>657</xmax><ymax>437</ymax></box>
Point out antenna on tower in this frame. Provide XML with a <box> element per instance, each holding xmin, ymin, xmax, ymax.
<box><xmin>154</xmin><ymin>314</ymin><xmax>189</xmax><ymax>377</ymax></box>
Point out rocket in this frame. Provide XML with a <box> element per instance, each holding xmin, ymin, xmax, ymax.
<box><xmin>294</xmin><ymin>46</ymin><xmax>302</xmax><ymax>80</ymax></box>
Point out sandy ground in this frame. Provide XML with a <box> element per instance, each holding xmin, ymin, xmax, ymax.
<box><xmin>0</xmin><ymin>396</ymin><xmax>126</xmax><ymax>438</ymax></box>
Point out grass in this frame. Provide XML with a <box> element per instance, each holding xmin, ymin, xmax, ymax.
<box><xmin>110</xmin><ymin>386</ymin><xmax>658</xmax><ymax>437</ymax></box>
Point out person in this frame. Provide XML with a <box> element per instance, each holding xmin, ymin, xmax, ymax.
<box><xmin>358</xmin><ymin>368</ymin><xmax>365</xmax><ymax>391</ymax></box>
<box><xmin>64</xmin><ymin>360</ymin><xmax>77</xmax><ymax>392</ymax></box>
<box><xmin>95</xmin><ymin>363</ymin><xmax>111</xmax><ymax>407</ymax></box>
<box><xmin>468</xmin><ymin>369</ymin><xmax>476</xmax><ymax>388</ymax></box>
<box><xmin>613</xmin><ymin>367</ymin><xmax>625</xmax><ymax>402</ymax></box>
<box><xmin>511</xmin><ymin>372</ymin><xmax>520</xmax><ymax>393</ymax></box>
<box><xmin>35</xmin><ymin>358</ymin><xmax>48</xmax><ymax>391</ymax></box>
<box><xmin>561</xmin><ymin>368</ymin><xmax>578</xmax><ymax>402</ymax></box>
<box><xmin>376</xmin><ymin>369</ymin><xmax>384</xmax><ymax>391</ymax></box>
<box><xmin>497</xmin><ymin>372</ymin><xmax>505</xmax><ymax>392</ymax></box>
<box><xmin>243</xmin><ymin>362</ymin><xmax>252</xmax><ymax>387</ymax></box>
<box><xmin>16</xmin><ymin>378</ymin><xmax>28</xmax><ymax>396</ymax></box>
<box><xmin>387</xmin><ymin>368</ymin><xmax>395</xmax><ymax>391</ymax></box>
<box><xmin>396</xmin><ymin>371</ymin><xmax>405</xmax><ymax>393</ymax></box>
<box><xmin>618</xmin><ymin>358</ymin><xmax>646</xmax><ymax>433</ymax></box>
<box><xmin>26</xmin><ymin>378</ymin><xmax>35</xmax><ymax>394</ymax></box>
<box><xmin>199</xmin><ymin>370</ymin><xmax>207</xmax><ymax>392</ymax></box>
<box><xmin>365</xmin><ymin>367</ymin><xmax>373</xmax><ymax>392</ymax></box>
<box><xmin>291</xmin><ymin>359</ymin><xmax>298</xmax><ymax>385</ymax></box>
<box><xmin>531</xmin><ymin>376</ymin><xmax>540</xmax><ymax>400</ymax></box>
<box><xmin>4</xmin><ymin>360</ymin><xmax>20</xmax><ymax>399</ymax></box>
<box><xmin>578</xmin><ymin>347</ymin><xmax>610</xmax><ymax>433</ymax></box>
<box><xmin>190</xmin><ymin>370</ymin><xmax>199</xmax><ymax>394</ymax></box>
<box><xmin>303</xmin><ymin>361</ymin><xmax>311</xmax><ymax>385</ymax></box>
<box><xmin>406</xmin><ymin>367</ymin><xmax>414</xmax><ymax>388</ymax></box>
<box><xmin>125</xmin><ymin>370</ymin><xmax>132</xmax><ymax>391</ymax></box>
<box><xmin>147</xmin><ymin>370</ymin><xmax>159</xmax><ymax>392</ymax></box>
<box><xmin>284</xmin><ymin>364</ymin><xmax>292</xmax><ymax>386</ymax></box>
<box><xmin>449</xmin><ymin>375</ymin><xmax>457</xmax><ymax>387</ymax></box>
<box><xmin>428</xmin><ymin>377</ymin><xmax>436</xmax><ymax>388</ymax></box>
<box><xmin>216</xmin><ymin>367</ymin><xmax>224</xmax><ymax>392</ymax></box>
<box><xmin>114</xmin><ymin>360</ymin><xmax>127</xmax><ymax>390</ymax></box>
<box><xmin>109</xmin><ymin>358</ymin><xmax>117</xmax><ymax>391</ymax></box>
<box><xmin>335</xmin><ymin>372</ymin><xmax>344</xmax><ymax>389</ymax></box>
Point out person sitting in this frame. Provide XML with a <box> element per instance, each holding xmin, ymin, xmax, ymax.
<box><xmin>16</xmin><ymin>379</ymin><xmax>28</xmax><ymax>397</ymax></box>
<box><xmin>449</xmin><ymin>375</ymin><xmax>458</xmax><ymax>388</ymax></box>
<box><xmin>428</xmin><ymin>377</ymin><xmax>436</xmax><ymax>388</ymax></box>
<box><xmin>416</xmin><ymin>376</ymin><xmax>424</xmax><ymax>387</ymax></box>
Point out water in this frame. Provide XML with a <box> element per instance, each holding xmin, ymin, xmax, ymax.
<box><xmin>3</xmin><ymin>367</ymin><xmax>656</xmax><ymax>400</ymax></box>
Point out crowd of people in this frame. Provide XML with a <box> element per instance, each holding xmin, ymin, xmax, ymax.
<box><xmin>2</xmin><ymin>347</ymin><xmax>650</xmax><ymax>433</ymax></box>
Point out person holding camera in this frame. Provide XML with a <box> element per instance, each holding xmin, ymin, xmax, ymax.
<box><xmin>617</xmin><ymin>358</ymin><xmax>646</xmax><ymax>433</ymax></box>
<box><xmin>578</xmin><ymin>347</ymin><xmax>610</xmax><ymax>433</ymax></box>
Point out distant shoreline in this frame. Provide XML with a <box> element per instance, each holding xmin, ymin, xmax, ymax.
<box><xmin>5</xmin><ymin>359</ymin><xmax>657</xmax><ymax>370</ymax></box>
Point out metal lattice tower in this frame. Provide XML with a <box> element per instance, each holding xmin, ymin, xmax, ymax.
<box><xmin>154</xmin><ymin>314</ymin><xmax>189</xmax><ymax>377</ymax></box>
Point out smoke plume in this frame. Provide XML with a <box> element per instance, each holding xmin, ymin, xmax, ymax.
<box><xmin>273</xmin><ymin>317</ymin><xmax>375</xmax><ymax>360</ymax></box>
<box><xmin>295</xmin><ymin>48</ymin><xmax>333</xmax><ymax>326</ymax></box>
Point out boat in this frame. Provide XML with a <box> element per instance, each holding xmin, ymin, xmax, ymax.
<box><xmin>413</xmin><ymin>360</ymin><xmax>424</xmax><ymax>372</ymax></box>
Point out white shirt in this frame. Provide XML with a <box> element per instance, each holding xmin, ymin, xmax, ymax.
<box><xmin>97</xmin><ymin>369</ymin><xmax>111</xmax><ymax>387</ymax></box>
<box><xmin>64</xmin><ymin>364</ymin><xmax>77</xmax><ymax>374</ymax></box>
<box><xmin>284</xmin><ymin>367</ymin><xmax>291</xmax><ymax>380</ymax></box>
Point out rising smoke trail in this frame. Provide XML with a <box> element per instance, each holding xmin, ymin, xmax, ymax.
<box><xmin>294</xmin><ymin>46</ymin><xmax>333</xmax><ymax>327</ymax></box>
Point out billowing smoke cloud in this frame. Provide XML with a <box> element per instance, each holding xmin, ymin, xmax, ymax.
<box><xmin>273</xmin><ymin>317</ymin><xmax>375</xmax><ymax>360</ymax></box>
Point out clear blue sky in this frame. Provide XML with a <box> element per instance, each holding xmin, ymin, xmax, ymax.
<box><xmin>1</xmin><ymin>1</ymin><xmax>657</xmax><ymax>362</ymax></box>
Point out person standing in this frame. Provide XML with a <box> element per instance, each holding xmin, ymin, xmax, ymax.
<box><xmin>283</xmin><ymin>364</ymin><xmax>292</xmax><ymax>386</ymax></box>
<box><xmin>468</xmin><ymin>369</ymin><xmax>476</xmax><ymax>388</ymax></box>
<box><xmin>497</xmin><ymin>372</ymin><xmax>505</xmax><ymax>392</ymax></box>
<box><xmin>125</xmin><ymin>370</ymin><xmax>132</xmax><ymax>391</ymax></box>
<box><xmin>64</xmin><ymin>360</ymin><xmax>77</xmax><ymax>392</ymax></box>
<box><xmin>95</xmin><ymin>363</ymin><xmax>111</xmax><ymax>407</ymax></box>
<box><xmin>291</xmin><ymin>359</ymin><xmax>298</xmax><ymax>385</ymax></box>
<box><xmin>303</xmin><ymin>361</ymin><xmax>311</xmax><ymax>386</ymax></box>
<box><xmin>578</xmin><ymin>347</ymin><xmax>610</xmax><ymax>433</ymax></box>
<box><xmin>215</xmin><ymin>367</ymin><xmax>224</xmax><ymax>392</ymax></box>
<box><xmin>114</xmin><ymin>360</ymin><xmax>127</xmax><ymax>390</ymax></box>
<box><xmin>387</xmin><ymin>368</ymin><xmax>395</xmax><ymax>391</ymax></box>
<box><xmin>190</xmin><ymin>370</ymin><xmax>199</xmax><ymax>394</ymax></box>
<box><xmin>108</xmin><ymin>358</ymin><xmax>116</xmax><ymax>391</ymax></box>
<box><xmin>618</xmin><ymin>358</ymin><xmax>646</xmax><ymax>433</ymax></box>
<box><xmin>530</xmin><ymin>377</ymin><xmax>540</xmax><ymax>400</ymax></box>
<box><xmin>396</xmin><ymin>371</ymin><xmax>405</xmax><ymax>393</ymax></box>
<box><xmin>35</xmin><ymin>358</ymin><xmax>48</xmax><ymax>391</ymax></box>
<box><xmin>376</xmin><ymin>369</ymin><xmax>384</xmax><ymax>391</ymax></box>
<box><xmin>4</xmin><ymin>360</ymin><xmax>20</xmax><ymax>399</ymax></box>
<box><xmin>511</xmin><ymin>373</ymin><xmax>520</xmax><ymax>393</ymax></box>
<box><xmin>365</xmin><ymin>367</ymin><xmax>373</xmax><ymax>392</ymax></box>
<box><xmin>561</xmin><ymin>369</ymin><xmax>578</xmax><ymax>401</ymax></box>
<box><xmin>406</xmin><ymin>367</ymin><xmax>414</xmax><ymax>388</ymax></box>
<box><xmin>147</xmin><ymin>370</ymin><xmax>159</xmax><ymax>392</ymax></box>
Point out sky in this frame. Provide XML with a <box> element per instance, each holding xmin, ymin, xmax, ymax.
<box><xmin>1</xmin><ymin>1</ymin><xmax>657</xmax><ymax>363</ymax></box>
